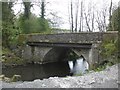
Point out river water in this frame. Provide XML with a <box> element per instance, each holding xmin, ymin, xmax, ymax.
<box><xmin>2</xmin><ymin>58</ymin><xmax>89</xmax><ymax>81</ymax></box>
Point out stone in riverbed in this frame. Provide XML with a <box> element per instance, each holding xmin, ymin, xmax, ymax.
<box><xmin>11</xmin><ymin>75</ymin><xmax>21</xmax><ymax>82</ymax></box>
<box><xmin>0</xmin><ymin>75</ymin><xmax>5</xmax><ymax>80</ymax></box>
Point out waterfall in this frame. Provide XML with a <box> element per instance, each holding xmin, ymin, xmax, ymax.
<box><xmin>68</xmin><ymin>58</ymin><xmax>89</xmax><ymax>75</ymax></box>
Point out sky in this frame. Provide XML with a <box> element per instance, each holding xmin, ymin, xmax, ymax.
<box><xmin>12</xmin><ymin>0</ymin><xmax>120</xmax><ymax>30</ymax></box>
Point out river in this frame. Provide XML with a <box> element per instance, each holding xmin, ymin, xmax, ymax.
<box><xmin>2</xmin><ymin>58</ymin><xmax>89</xmax><ymax>81</ymax></box>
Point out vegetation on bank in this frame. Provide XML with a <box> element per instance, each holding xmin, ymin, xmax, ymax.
<box><xmin>2</xmin><ymin>47</ymin><xmax>26</xmax><ymax>66</ymax></box>
<box><xmin>100</xmin><ymin>34</ymin><xmax>118</xmax><ymax>64</ymax></box>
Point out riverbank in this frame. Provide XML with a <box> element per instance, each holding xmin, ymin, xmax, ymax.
<box><xmin>2</xmin><ymin>63</ymin><xmax>119</xmax><ymax>88</ymax></box>
<box><xmin>2</xmin><ymin>47</ymin><xmax>27</xmax><ymax>66</ymax></box>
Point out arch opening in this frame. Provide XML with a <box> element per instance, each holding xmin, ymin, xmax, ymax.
<box><xmin>43</xmin><ymin>47</ymin><xmax>89</xmax><ymax>76</ymax></box>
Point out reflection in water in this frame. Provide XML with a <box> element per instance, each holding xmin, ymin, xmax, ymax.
<box><xmin>2</xmin><ymin>61</ymin><xmax>70</xmax><ymax>81</ymax></box>
<box><xmin>68</xmin><ymin>58</ymin><xmax>89</xmax><ymax>75</ymax></box>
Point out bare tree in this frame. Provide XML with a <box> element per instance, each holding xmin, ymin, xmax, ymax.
<box><xmin>109</xmin><ymin>0</ymin><xmax>113</xmax><ymax>30</ymax></box>
<box><xmin>49</xmin><ymin>12</ymin><xmax>63</xmax><ymax>28</ymax></box>
<box><xmin>84</xmin><ymin>4</ymin><xmax>92</xmax><ymax>32</ymax></box>
<box><xmin>95</xmin><ymin>4</ymin><xmax>109</xmax><ymax>32</ymax></box>
<box><xmin>79</xmin><ymin>1</ymin><xmax>83</xmax><ymax>32</ymax></box>
<box><xmin>96</xmin><ymin>11</ymin><xmax>103</xmax><ymax>32</ymax></box>
<box><xmin>74</xmin><ymin>0</ymin><xmax>79</xmax><ymax>32</ymax></box>
<box><xmin>70</xmin><ymin>0</ymin><xmax>74</xmax><ymax>32</ymax></box>
<box><xmin>91</xmin><ymin>9</ymin><xmax>95</xmax><ymax>32</ymax></box>
<box><xmin>102</xmin><ymin>7</ymin><xmax>107</xmax><ymax>31</ymax></box>
<box><xmin>84</xmin><ymin>12</ymin><xmax>91</xmax><ymax>32</ymax></box>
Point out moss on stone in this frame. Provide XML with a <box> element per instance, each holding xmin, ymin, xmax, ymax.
<box><xmin>18</xmin><ymin>34</ymin><xmax>27</xmax><ymax>46</ymax></box>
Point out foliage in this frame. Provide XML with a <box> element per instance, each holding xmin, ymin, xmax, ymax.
<box><xmin>107</xmin><ymin>7</ymin><xmax>120</xmax><ymax>63</ymax></box>
<box><xmin>100</xmin><ymin>37</ymin><xmax>118</xmax><ymax>64</ymax></box>
<box><xmin>2</xmin><ymin>47</ymin><xmax>26</xmax><ymax>65</ymax></box>
<box><xmin>66</xmin><ymin>50</ymin><xmax>79</xmax><ymax>61</ymax></box>
<box><xmin>103</xmin><ymin>41</ymin><xmax>117</xmax><ymax>57</ymax></box>
<box><xmin>2</xmin><ymin>2</ymin><xmax>20</xmax><ymax>48</ymax></box>
<box><xmin>23</xmin><ymin>1</ymin><xmax>31</xmax><ymax>19</ymax></box>
<box><xmin>75</xmin><ymin>72</ymin><xmax>83</xmax><ymax>76</ymax></box>
<box><xmin>93</xmin><ymin>61</ymin><xmax>113</xmax><ymax>72</ymax></box>
<box><xmin>38</xmin><ymin>17</ymin><xmax>51</xmax><ymax>33</ymax></box>
<box><xmin>108</xmin><ymin>7</ymin><xmax>120</xmax><ymax>31</ymax></box>
<box><xmin>18</xmin><ymin>14</ymin><xmax>51</xmax><ymax>34</ymax></box>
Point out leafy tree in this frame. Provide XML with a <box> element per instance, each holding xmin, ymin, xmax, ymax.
<box><xmin>22</xmin><ymin>1</ymin><xmax>31</xmax><ymax>19</ymax></box>
<box><xmin>41</xmin><ymin>0</ymin><xmax>45</xmax><ymax>19</ymax></box>
<box><xmin>38</xmin><ymin>17</ymin><xmax>50</xmax><ymax>33</ymax></box>
<box><xmin>18</xmin><ymin>13</ymin><xmax>50</xmax><ymax>34</ymax></box>
<box><xmin>2</xmin><ymin>1</ymin><xmax>19</xmax><ymax>48</ymax></box>
<box><xmin>39</xmin><ymin>0</ymin><xmax>51</xmax><ymax>33</ymax></box>
<box><xmin>108</xmin><ymin>7</ymin><xmax>120</xmax><ymax>31</ymax></box>
<box><xmin>19</xmin><ymin>0</ymin><xmax>50</xmax><ymax>34</ymax></box>
<box><xmin>19</xmin><ymin>1</ymin><xmax>32</xmax><ymax>34</ymax></box>
<box><xmin>107</xmin><ymin>6</ymin><xmax>120</xmax><ymax>62</ymax></box>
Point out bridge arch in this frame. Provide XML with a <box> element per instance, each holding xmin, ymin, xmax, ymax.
<box><xmin>42</xmin><ymin>47</ymin><xmax>91</xmax><ymax>67</ymax></box>
<box><xmin>43</xmin><ymin>47</ymin><xmax>69</xmax><ymax>63</ymax></box>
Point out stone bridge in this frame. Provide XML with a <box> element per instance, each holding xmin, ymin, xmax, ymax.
<box><xmin>19</xmin><ymin>31</ymin><xmax>118</xmax><ymax>69</ymax></box>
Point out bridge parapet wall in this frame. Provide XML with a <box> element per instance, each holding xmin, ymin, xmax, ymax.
<box><xmin>25</xmin><ymin>32</ymin><xmax>102</xmax><ymax>44</ymax></box>
<box><xmin>19</xmin><ymin>31</ymin><xmax>118</xmax><ymax>45</ymax></box>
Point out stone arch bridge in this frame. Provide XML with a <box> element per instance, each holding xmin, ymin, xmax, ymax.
<box><xmin>19</xmin><ymin>31</ymin><xmax>118</xmax><ymax>69</ymax></box>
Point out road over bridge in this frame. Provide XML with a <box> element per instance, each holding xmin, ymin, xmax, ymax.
<box><xmin>19</xmin><ymin>31</ymin><xmax>118</xmax><ymax>69</ymax></box>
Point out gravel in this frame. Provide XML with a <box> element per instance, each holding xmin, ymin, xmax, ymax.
<box><xmin>2</xmin><ymin>63</ymin><xmax>119</xmax><ymax>88</ymax></box>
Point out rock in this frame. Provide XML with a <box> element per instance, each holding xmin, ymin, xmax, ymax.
<box><xmin>0</xmin><ymin>75</ymin><xmax>5</xmax><ymax>80</ymax></box>
<box><xmin>4</xmin><ymin>77</ymin><xmax>11</xmax><ymax>83</ymax></box>
<box><xmin>42</xmin><ymin>84</ymin><xmax>46</xmax><ymax>87</ymax></box>
<box><xmin>89</xmin><ymin>79</ymin><xmax>95</xmax><ymax>84</ymax></box>
<box><xmin>11</xmin><ymin>75</ymin><xmax>21</xmax><ymax>82</ymax></box>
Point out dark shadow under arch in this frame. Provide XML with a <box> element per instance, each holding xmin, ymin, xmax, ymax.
<box><xmin>43</xmin><ymin>47</ymin><xmax>80</xmax><ymax>63</ymax></box>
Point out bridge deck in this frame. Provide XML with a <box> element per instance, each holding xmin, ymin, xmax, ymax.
<box><xmin>27</xmin><ymin>42</ymin><xmax>92</xmax><ymax>49</ymax></box>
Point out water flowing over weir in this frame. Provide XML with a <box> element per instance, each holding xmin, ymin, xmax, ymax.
<box><xmin>68</xmin><ymin>57</ymin><xmax>89</xmax><ymax>75</ymax></box>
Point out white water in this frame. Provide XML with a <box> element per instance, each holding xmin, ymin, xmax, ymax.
<box><xmin>68</xmin><ymin>58</ymin><xmax>89</xmax><ymax>75</ymax></box>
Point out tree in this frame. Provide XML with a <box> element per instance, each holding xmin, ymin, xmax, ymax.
<box><xmin>109</xmin><ymin>0</ymin><xmax>113</xmax><ymax>31</ymax></box>
<box><xmin>2</xmin><ymin>1</ymin><xmax>16</xmax><ymax>48</ymax></box>
<box><xmin>41</xmin><ymin>0</ymin><xmax>45</xmax><ymax>19</ymax></box>
<box><xmin>79</xmin><ymin>1</ymin><xmax>83</xmax><ymax>32</ymax></box>
<box><xmin>38</xmin><ymin>0</ymin><xmax>50</xmax><ymax>33</ymax></box>
<box><xmin>22</xmin><ymin>0</ymin><xmax>31</xmax><ymax>19</ymax></box>
<box><xmin>19</xmin><ymin>0</ymin><xmax>32</xmax><ymax>34</ymax></box>
<box><xmin>70</xmin><ymin>0</ymin><xmax>74</xmax><ymax>32</ymax></box>
<box><xmin>108</xmin><ymin>6</ymin><xmax>120</xmax><ymax>31</ymax></box>
<box><xmin>48</xmin><ymin>12</ymin><xmax>63</xmax><ymax>28</ymax></box>
<box><xmin>74</xmin><ymin>0</ymin><xmax>79</xmax><ymax>32</ymax></box>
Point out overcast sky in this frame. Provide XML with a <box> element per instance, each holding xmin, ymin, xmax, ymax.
<box><xmin>13</xmin><ymin>0</ymin><xmax>119</xmax><ymax>29</ymax></box>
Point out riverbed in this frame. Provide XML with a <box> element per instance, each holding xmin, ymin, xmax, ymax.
<box><xmin>1</xmin><ymin>63</ymin><xmax>119</xmax><ymax>88</ymax></box>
